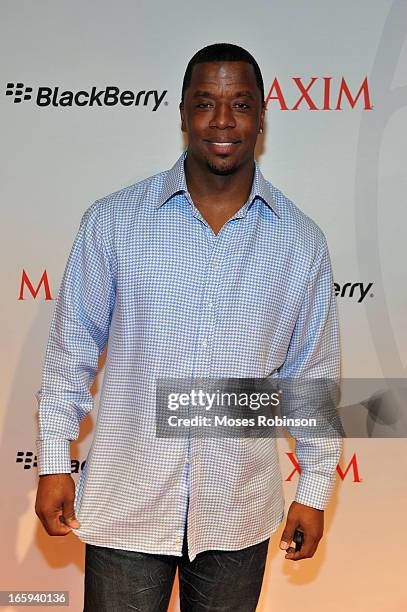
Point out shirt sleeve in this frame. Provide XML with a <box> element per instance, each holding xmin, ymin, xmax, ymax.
<box><xmin>277</xmin><ymin>231</ymin><xmax>342</xmax><ymax>510</ymax></box>
<box><xmin>35</xmin><ymin>201</ymin><xmax>116</xmax><ymax>475</ymax></box>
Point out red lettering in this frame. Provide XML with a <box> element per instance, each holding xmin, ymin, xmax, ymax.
<box><xmin>335</xmin><ymin>77</ymin><xmax>372</xmax><ymax>110</ymax></box>
<box><xmin>323</xmin><ymin>77</ymin><xmax>332</xmax><ymax>110</ymax></box>
<box><xmin>18</xmin><ymin>269</ymin><xmax>53</xmax><ymax>300</ymax></box>
<box><xmin>336</xmin><ymin>453</ymin><xmax>362</xmax><ymax>482</ymax></box>
<box><xmin>286</xmin><ymin>452</ymin><xmax>361</xmax><ymax>482</ymax></box>
<box><xmin>285</xmin><ymin>452</ymin><xmax>301</xmax><ymax>481</ymax></box>
<box><xmin>292</xmin><ymin>77</ymin><xmax>318</xmax><ymax>110</ymax></box>
<box><xmin>264</xmin><ymin>78</ymin><xmax>289</xmax><ymax>110</ymax></box>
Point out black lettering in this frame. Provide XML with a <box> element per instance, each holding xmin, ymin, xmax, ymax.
<box><xmin>36</xmin><ymin>87</ymin><xmax>52</xmax><ymax>107</ymax></box>
<box><xmin>52</xmin><ymin>87</ymin><xmax>60</xmax><ymax>107</ymax></box>
<box><xmin>71</xmin><ymin>459</ymin><xmax>80</xmax><ymax>474</ymax></box>
<box><xmin>153</xmin><ymin>90</ymin><xmax>167</xmax><ymax>111</ymax></box>
<box><xmin>358</xmin><ymin>282</ymin><xmax>373</xmax><ymax>303</ymax></box>
<box><xmin>104</xmin><ymin>86</ymin><xmax>119</xmax><ymax>106</ymax></box>
<box><xmin>341</xmin><ymin>282</ymin><xmax>351</xmax><ymax>297</ymax></box>
<box><xmin>120</xmin><ymin>90</ymin><xmax>134</xmax><ymax>106</ymax></box>
<box><xmin>144</xmin><ymin>90</ymin><xmax>155</xmax><ymax>106</ymax></box>
<box><xmin>74</xmin><ymin>91</ymin><xmax>89</xmax><ymax>106</ymax></box>
<box><xmin>59</xmin><ymin>90</ymin><xmax>74</xmax><ymax>107</ymax></box>
<box><xmin>135</xmin><ymin>90</ymin><xmax>146</xmax><ymax>105</ymax></box>
<box><xmin>89</xmin><ymin>86</ymin><xmax>104</xmax><ymax>106</ymax></box>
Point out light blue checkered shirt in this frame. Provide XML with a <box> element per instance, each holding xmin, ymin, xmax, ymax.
<box><xmin>36</xmin><ymin>151</ymin><xmax>341</xmax><ymax>561</ymax></box>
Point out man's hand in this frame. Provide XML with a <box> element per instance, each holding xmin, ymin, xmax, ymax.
<box><xmin>35</xmin><ymin>474</ymin><xmax>81</xmax><ymax>536</ymax></box>
<box><xmin>279</xmin><ymin>501</ymin><xmax>324</xmax><ymax>561</ymax></box>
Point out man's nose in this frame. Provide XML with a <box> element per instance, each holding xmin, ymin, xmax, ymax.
<box><xmin>210</xmin><ymin>103</ymin><xmax>236</xmax><ymax>129</ymax></box>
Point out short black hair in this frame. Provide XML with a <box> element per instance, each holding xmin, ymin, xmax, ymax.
<box><xmin>181</xmin><ymin>43</ymin><xmax>264</xmax><ymax>106</ymax></box>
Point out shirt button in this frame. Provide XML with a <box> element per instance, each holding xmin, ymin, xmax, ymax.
<box><xmin>201</xmin><ymin>340</ymin><xmax>208</xmax><ymax>347</ymax></box>
<box><xmin>175</xmin><ymin>536</ymin><xmax>182</xmax><ymax>543</ymax></box>
<box><xmin>207</xmin><ymin>301</ymin><xmax>214</xmax><ymax>308</ymax></box>
<box><xmin>212</xmin><ymin>263</ymin><xmax>219</xmax><ymax>269</ymax></box>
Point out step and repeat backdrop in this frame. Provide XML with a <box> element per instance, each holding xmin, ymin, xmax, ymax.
<box><xmin>1</xmin><ymin>0</ymin><xmax>406</xmax><ymax>610</ymax></box>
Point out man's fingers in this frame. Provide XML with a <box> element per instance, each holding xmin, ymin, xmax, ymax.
<box><xmin>280</xmin><ymin>502</ymin><xmax>324</xmax><ymax>561</ymax></box>
<box><xmin>35</xmin><ymin>473</ymin><xmax>80</xmax><ymax>536</ymax></box>
<box><xmin>62</xmin><ymin>498</ymin><xmax>81</xmax><ymax>529</ymax></box>
<box><xmin>37</xmin><ymin>509</ymin><xmax>73</xmax><ymax>536</ymax></box>
<box><xmin>285</xmin><ymin>531</ymin><xmax>318</xmax><ymax>561</ymax></box>
<box><xmin>279</xmin><ymin>522</ymin><xmax>297</xmax><ymax>550</ymax></box>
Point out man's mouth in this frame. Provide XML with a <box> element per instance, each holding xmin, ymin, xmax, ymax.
<box><xmin>204</xmin><ymin>140</ymin><xmax>241</xmax><ymax>154</ymax></box>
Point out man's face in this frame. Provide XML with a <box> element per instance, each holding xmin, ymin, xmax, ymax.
<box><xmin>180</xmin><ymin>61</ymin><xmax>264</xmax><ymax>176</ymax></box>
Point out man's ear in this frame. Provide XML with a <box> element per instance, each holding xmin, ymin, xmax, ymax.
<box><xmin>179</xmin><ymin>102</ymin><xmax>186</xmax><ymax>132</ymax></box>
<box><xmin>259</xmin><ymin>105</ymin><xmax>265</xmax><ymax>134</ymax></box>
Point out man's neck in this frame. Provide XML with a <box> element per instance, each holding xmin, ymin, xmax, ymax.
<box><xmin>184</xmin><ymin>154</ymin><xmax>255</xmax><ymax>211</ymax></box>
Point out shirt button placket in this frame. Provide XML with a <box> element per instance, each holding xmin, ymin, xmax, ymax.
<box><xmin>189</xmin><ymin>229</ymin><xmax>226</xmax><ymax>557</ymax></box>
<box><xmin>197</xmin><ymin>256</ymin><xmax>221</xmax><ymax>373</ymax></box>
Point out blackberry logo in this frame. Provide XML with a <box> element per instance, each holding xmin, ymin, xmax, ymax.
<box><xmin>6</xmin><ymin>82</ymin><xmax>33</xmax><ymax>103</ymax></box>
<box><xmin>16</xmin><ymin>451</ymin><xmax>37</xmax><ymax>469</ymax></box>
<box><xmin>16</xmin><ymin>450</ymin><xmax>86</xmax><ymax>473</ymax></box>
<box><xmin>4</xmin><ymin>82</ymin><xmax>167</xmax><ymax>110</ymax></box>
<box><xmin>334</xmin><ymin>282</ymin><xmax>374</xmax><ymax>303</ymax></box>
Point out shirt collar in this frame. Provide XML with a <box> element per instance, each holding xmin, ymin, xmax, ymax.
<box><xmin>155</xmin><ymin>150</ymin><xmax>280</xmax><ymax>218</ymax></box>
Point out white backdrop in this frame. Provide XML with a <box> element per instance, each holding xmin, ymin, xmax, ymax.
<box><xmin>1</xmin><ymin>1</ymin><xmax>406</xmax><ymax>610</ymax></box>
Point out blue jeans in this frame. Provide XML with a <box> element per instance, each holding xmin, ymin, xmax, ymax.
<box><xmin>84</xmin><ymin>526</ymin><xmax>270</xmax><ymax>611</ymax></box>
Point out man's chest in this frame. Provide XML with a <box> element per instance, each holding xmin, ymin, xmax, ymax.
<box><xmin>112</xmin><ymin>208</ymin><xmax>310</xmax><ymax>334</ymax></box>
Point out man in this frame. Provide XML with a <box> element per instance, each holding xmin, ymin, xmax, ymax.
<box><xmin>35</xmin><ymin>43</ymin><xmax>342</xmax><ymax>611</ymax></box>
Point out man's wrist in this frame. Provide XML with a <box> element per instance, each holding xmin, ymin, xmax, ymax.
<box><xmin>295</xmin><ymin>472</ymin><xmax>335</xmax><ymax>510</ymax></box>
<box><xmin>292</xmin><ymin>500</ymin><xmax>324</xmax><ymax>512</ymax></box>
<box><xmin>36</xmin><ymin>439</ymin><xmax>72</xmax><ymax>475</ymax></box>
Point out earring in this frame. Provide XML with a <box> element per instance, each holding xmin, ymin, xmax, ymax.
<box><xmin>259</xmin><ymin>128</ymin><xmax>263</xmax><ymax>134</ymax></box>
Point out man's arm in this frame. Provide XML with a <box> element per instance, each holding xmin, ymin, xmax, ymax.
<box><xmin>277</xmin><ymin>231</ymin><xmax>342</xmax><ymax>560</ymax></box>
<box><xmin>35</xmin><ymin>201</ymin><xmax>116</xmax><ymax>535</ymax></box>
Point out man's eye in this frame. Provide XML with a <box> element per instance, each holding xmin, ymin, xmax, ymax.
<box><xmin>196</xmin><ymin>102</ymin><xmax>212</xmax><ymax>108</ymax></box>
<box><xmin>234</xmin><ymin>103</ymin><xmax>250</xmax><ymax>109</ymax></box>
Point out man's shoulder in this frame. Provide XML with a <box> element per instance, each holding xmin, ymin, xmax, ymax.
<box><xmin>267</xmin><ymin>180</ymin><xmax>327</xmax><ymax>250</ymax></box>
<box><xmin>89</xmin><ymin>167</ymin><xmax>171</xmax><ymax>218</ymax></box>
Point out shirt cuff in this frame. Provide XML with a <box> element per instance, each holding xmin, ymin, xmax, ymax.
<box><xmin>294</xmin><ymin>472</ymin><xmax>336</xmax><ymax>510</ymax></box>
<box><xmin>36</xmin><ymin>439</ymin><xmax>72</xmax><ymax>475</ymax></box>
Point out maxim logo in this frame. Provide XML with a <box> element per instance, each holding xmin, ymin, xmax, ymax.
<box><xmin>5</xmin><ymin>82</ymin><xmax>167</xmax><ymax>110</ymax></box>
<box><xmin>18</xmin><ymin>270</ymin><xmax>53</xmax><ymax>301</ymax></box>
<box><xmin>285</xmin><ymin>452</ymin><xmax>362</xmax><ymax>482</ymax></box>
<box><xmin>264</xmin><ymin>77</ymin><xmax>372</xmax><ymax>110</ymax></box>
